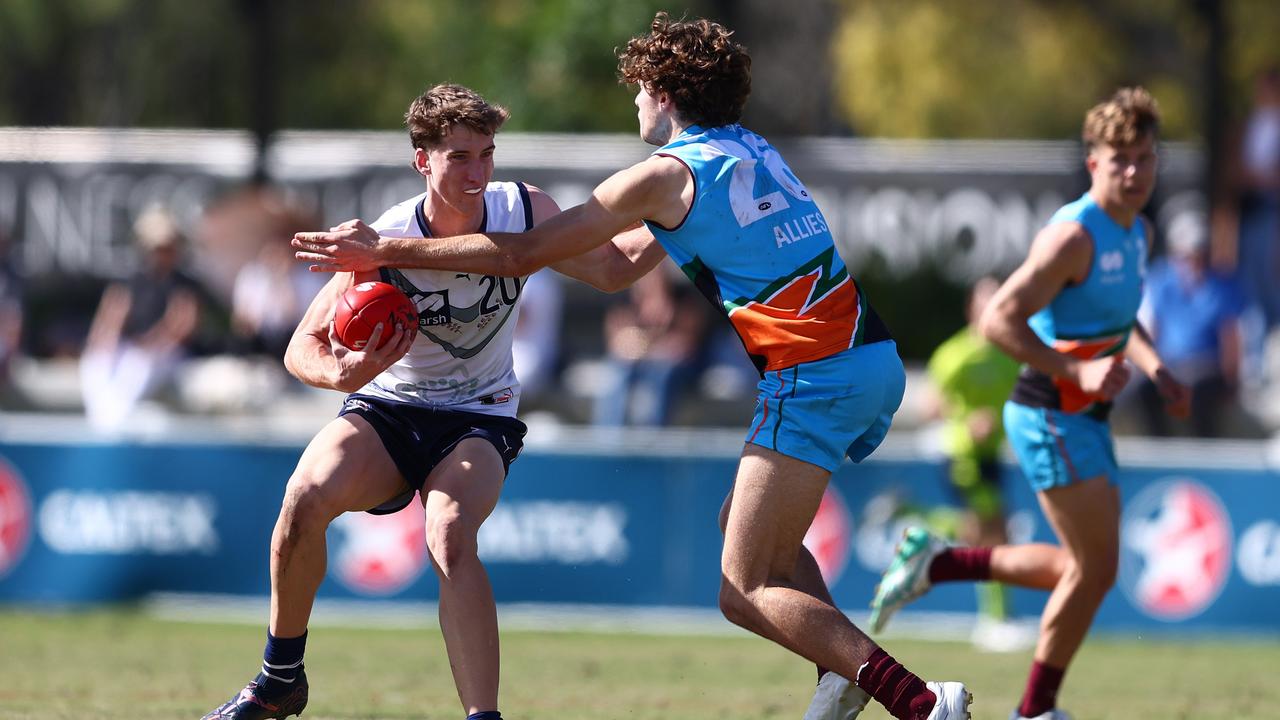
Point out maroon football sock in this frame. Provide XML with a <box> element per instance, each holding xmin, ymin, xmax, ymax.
<box><xmin>854</xmin><ymin>648</ymin><xmax>936</xmax><ymax>720</ymax></box>
<box><xmin>1018</xmin><ymin>660</ymin><xmax>1066</xmax><ymax>717</ymax></box>
<box><xmin>928</xmin><ymin>546</ymin><xmax>993</xmax><ymax>583</ymax></box>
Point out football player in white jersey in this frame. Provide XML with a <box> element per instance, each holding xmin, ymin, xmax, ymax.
<box><xmin>201</xmin><ymin>84</ymin><xmax>666</xmax><ymax>720</ymax></box>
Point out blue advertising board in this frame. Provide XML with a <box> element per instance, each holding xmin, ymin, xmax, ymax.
<box><xmin>1</xmin><ymin>424</ymin><xmax>1277</xmax><ymax>637</ymax></box>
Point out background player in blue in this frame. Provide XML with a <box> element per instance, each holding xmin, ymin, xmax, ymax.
<box><xmin>294</xmin><ymin>13</ymin><xmax>971</xmax><ymax>720</ymax></box>
<box><xmin>866</xmin><ymin>88</ymin><xmax>1191</xmax><ymax>720</ymax></box>
<box><xmin>202</xmin><ymin>84</ymin><xmax>665</xmax><ymax>720</ymax></box>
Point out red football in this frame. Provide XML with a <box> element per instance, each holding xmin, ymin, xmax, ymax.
<box><xmin>333</xmin><ymin>281</ymin><xmax>418</xmax><ymax>351</ymax></box>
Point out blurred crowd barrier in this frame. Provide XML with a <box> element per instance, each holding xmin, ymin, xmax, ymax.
<box><xmin>0</xmin><ymin>418</ymin><xmax>1277</xmax><ymax>636</ymax></box>
<box><xmin>1</xmin><ymin>128</ymin><xmax>1278</xmax><ymax>435</ymax></box>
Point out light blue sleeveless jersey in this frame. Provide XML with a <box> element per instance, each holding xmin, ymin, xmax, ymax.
<box><xmin>1029</xmin><ymin>193</ymin><xmax>1148</xmax><ymax>345</ymax></box>
<box><xmin>1013</xmin><ymin>192</ymin><xmax>1148</xmax><ymax>415</ymax></box>
<box><xmin>643</xmin><ymin>124</ymin><xmax>889</xmax><ymax>374</ymax></box>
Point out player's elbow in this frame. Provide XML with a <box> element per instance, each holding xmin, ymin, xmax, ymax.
<box><xmin>282</xmin><ymin>347</ymin><xmax>305</xmax><ymax>381</ymax></box>
<box><xmin>977</xmin><ymin>305</ymin><xmax>1005</xmax><ymax>345</ymax></box>
<box><xmin>589</xmin><ymin>269</ymin><xmax>632</xmax><ymax>294</ymax></box>
<box><xmin>282</xmin><ymin>335</ymin><xmax>320</xmax><ymax>385</ymax></box>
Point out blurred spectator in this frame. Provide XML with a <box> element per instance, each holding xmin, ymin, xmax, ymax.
<box><xmin>511</xmin><ymin>268</ymin><xmax>564</xmax><ymax>403</ymax></box>
<box><xmin>1237</xmin><ymin>67</ymin><xmax>1280</xmax><ymax>389</ymax></box>
<box><xmin>79</xmin><ymin>206</ymin><xmax>206</xmax><ymax>430</ymax></box>
<box><xmin>0</xmin><ymin>227</ymin><xmax>24</xmax><ymax>408</ymax></box>
<box><xmin>593</xmin><ymin>261</ymin><xmax>708</xmax><ymax>426</ymax></box>
<box><xmin>231</xmin><ymin>236</ymin><xmax>327</xmax><ymax>360</ymax></box>
<box><xmin>1137</xmin><ymin>212</ymin><xmax>1247</xmax><ymax>437</ymax></box>
<box><xmin>924</xmin><ymin>276</ymin><xmax>1025</xmax><ymax>650</ymax></box>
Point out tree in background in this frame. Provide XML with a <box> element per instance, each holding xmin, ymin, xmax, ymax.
<box><xmin>0</xmin><ymin>0</ymin><xmax>684</xmax><ymax>132</ymax></box>
<box><xmin>833</xmin><ymin>1</ymin><xmax>1171</xmax><ymax>138</ymax></box>
<box><xmin>830</xmin><ymin>0</ymin><xmax>1279</xmax><ymax>141</ymax></box>
<box><xmin>1</xmin><ymin>0</ymin><xmax>1276</xmax><ymax>140</ymax></box>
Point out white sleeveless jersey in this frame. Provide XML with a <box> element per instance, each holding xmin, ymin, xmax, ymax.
<box><xmin>356</xmin><ymin>181</ymin><xmax>534</xmax><ymax>416</ymax></box>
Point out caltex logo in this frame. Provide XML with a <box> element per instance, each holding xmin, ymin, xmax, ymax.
<box><xmin>0</xmin><ymin>457</ymin><xmax>33</xmax><ymax>580</ymax></box>
<box><xmin>328</xmin><ymin>499</ymin><xmax>428</xmax><ymax>596</ymax></box>
<box><xmin>802</xmin><ymin>485</ymin><xmax>854</xmax><ymax>586</ymax></box>
<box><xmin>1119</xmin><ymin>478</ymin><xmax>1232</xmax><ymax>621</ymax></box>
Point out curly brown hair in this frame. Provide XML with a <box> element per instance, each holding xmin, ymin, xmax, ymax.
<box><xmin>1082</xmin><ymin>86</ymin><xmax>1160</xmax><ymax>150</ymax></box>
<box><xmin>617</xmin><ymin>12</ymin><xmax>751</xmax><ymax>128</ymax></box>
<box><xmin>405</xmin><ymin>84</ymin><xmax>510</xmax><ymax>151</ymax></box>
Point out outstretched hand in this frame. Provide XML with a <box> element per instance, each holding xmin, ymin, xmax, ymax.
<box><xmin>293</xmin><ymin>219</ymin><xmax>383</xmax><ymax>273</ymax></box>
<box><xmin>326</xmin><ymin>317</ymin><xmax>414</xmax><ymax>392</ymax></box>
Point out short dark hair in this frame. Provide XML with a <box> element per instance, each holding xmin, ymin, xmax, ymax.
<box><xmin>617</xmin><ymin>12</ymin><xmax>751</xmax><ymax>128</ymax></box>
<box><xmin>405</xmin><ymin>84</ymin><xmax>510</xmax><ymax>151</ymax></box>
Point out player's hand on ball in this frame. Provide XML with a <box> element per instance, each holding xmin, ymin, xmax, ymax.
<box><xmin>293</xmin><ymin>219</ymin><xmax>383</xmax><ymax>273</ymax></box>
<box><xmin>326</xmin><ymin>319</ymin><xmax>414</xmax><ymax>393</ymax></box>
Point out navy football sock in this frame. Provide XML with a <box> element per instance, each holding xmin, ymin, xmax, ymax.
<box><xmin>467</xmin><ymin>712</ymin><xmax>502</xmax><ymax>720</ymax></box>
<box><xmin>260</xmin><ymin>629</ymin><xmax>307</xmax><ymax>692</ymax></box>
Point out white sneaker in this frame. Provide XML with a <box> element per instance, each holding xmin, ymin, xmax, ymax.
<box><xmin>1009</xmin><ymin>709</ymin><xmax>1072</xmax><ymax>720</ymax></box>
<box><xmin>925</xmin><ymin>681</ymin><xmax>973</xmax><ymax>720</ymax></box>
<box><xmin>802</xmin><ymin>671</ymin><xmax>869</xmax><ymax>720</ymax></box>
<box><xmin>869</xmin><ymin>527</ymin><xmax>948</xmax><ymax>633</ymax></box>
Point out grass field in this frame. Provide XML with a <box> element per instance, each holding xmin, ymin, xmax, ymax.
<box><xmin>1</xmin><ymin>607</ymin><xmax>1277</xmax><ymax>719</ymax></box>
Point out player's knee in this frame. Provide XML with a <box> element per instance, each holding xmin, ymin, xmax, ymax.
<box><xmin>278</xmin><ymin>477</ymin><xmax>341</xmax><ymax>536</ymax></box>
<box><xmin>1084</xmin><ymin>555</ymin><xmax>1118</xmax><ymax>596</ymax></box>
<box><xmin>1062</xmin><ymin>556</ymin><xmax>1116</xmax><ymax>602</ymax></box>
<box><xmin>425</xmin><ymin>508</ymin><xmax>477</xmax><ymax>579</ymax></box>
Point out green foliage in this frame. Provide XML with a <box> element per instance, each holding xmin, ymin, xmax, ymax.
<box><xmin>0</xmin><ymin>0</ymin><xmax>692</xmax><ymax>131</ymax></box>
<box><xmin>1</xmin><ymin>0</ymin><xmax>1275</xmax><ymax>137</ymax></box>
<box><xmin>0</xmin><ymin>0</ymin><xmax>250</xmax><ymax>126</ymax></box>
<box><xmin>1227</xmin><ymin>0</ymin><xmax>1280</xmax><ymax>113</ymax></box>
<box><xmin>830</xmin><ymin>0</ymin><xmax>1217</xmax><ymax>139</ymax></box>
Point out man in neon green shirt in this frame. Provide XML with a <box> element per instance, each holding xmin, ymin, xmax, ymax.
<box><xmin>926</xmin><ymin>276</ymin><xmax>1025</xmax><ymax>649</ymax></box>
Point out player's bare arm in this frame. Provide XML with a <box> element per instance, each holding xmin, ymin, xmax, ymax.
<box><xmin>283</xmin><ymin>271</ymin><xmax>414</xmax><ymax>392</ymax></box>
<box><xmin>525</xmin><ymin>184</ymin><xmax>668</xmax><ymax>293</ymax></box>
<box><xmin>292</xmin><ymin>155</ymin><xmax>689</xmax><ymax>278</ymax></box>
<box><xmin>1122</xmin><ymin>216</ymin><xmax>1190</xmax><ymax>415</ymax></box>
<box><xmin>1125</xmin><ymin>321</ymin><xmax>1191</xmax><ymax>417</ymax></box>
<box><xmin>981</xmin><ymin>222</ymin><xmax>1130</xmax><ymax>399</ymax></box>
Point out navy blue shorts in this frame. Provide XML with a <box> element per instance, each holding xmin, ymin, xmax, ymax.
<box><xmin>339</xmin><ymin>394</ymin><xmax>527</xmax><ymax>515</ymax></box>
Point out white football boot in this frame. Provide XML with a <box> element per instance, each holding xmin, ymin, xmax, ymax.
<box><xmin>925</xmin><ymin>681</ymin><xmax>973</xmax><ymax>720</ymax></box>
<box><xmin>802</xmin><ymin>671</ymin><xmax>870</xmax><ymax>720</ymax></box>
<box><xmin>869</xmin><ymin>527</ymin><xmax>949</xmax><ymax>633</ymax></box>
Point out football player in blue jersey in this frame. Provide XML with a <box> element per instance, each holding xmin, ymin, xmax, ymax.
<box><xmin>294</xmin><ymin>13</ymin><xmax>971</xmax><ymax>720</ymax></box>
<box><xmin>866</xmin><ymin>88</ymin><xmax>1191</xmax><ymax>720</ymax></box>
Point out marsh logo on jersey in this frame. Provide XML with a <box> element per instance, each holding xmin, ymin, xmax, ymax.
<box><xmin>415</xmin><ymin>289</ymin><xmax>452</xmax><ymax>326</ymax></box>
<box><xmin>802</xmin><ymin>485</ymin><xmax>853</xmax><ymax>585</ymax></box>
<box><xmin>0</xmin><ymin>457</ymin><xmax>32</xmax><ymax>580</ymax></box>
<box><xmin>328</xmin><ymin>500</ymin><xmax>427</xmax><ymax>596</ymax></box>
<box><xmin>1119</xmin><ymin>478</ymin><xmax>1232</xmax><ymax>621</ymax></box>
